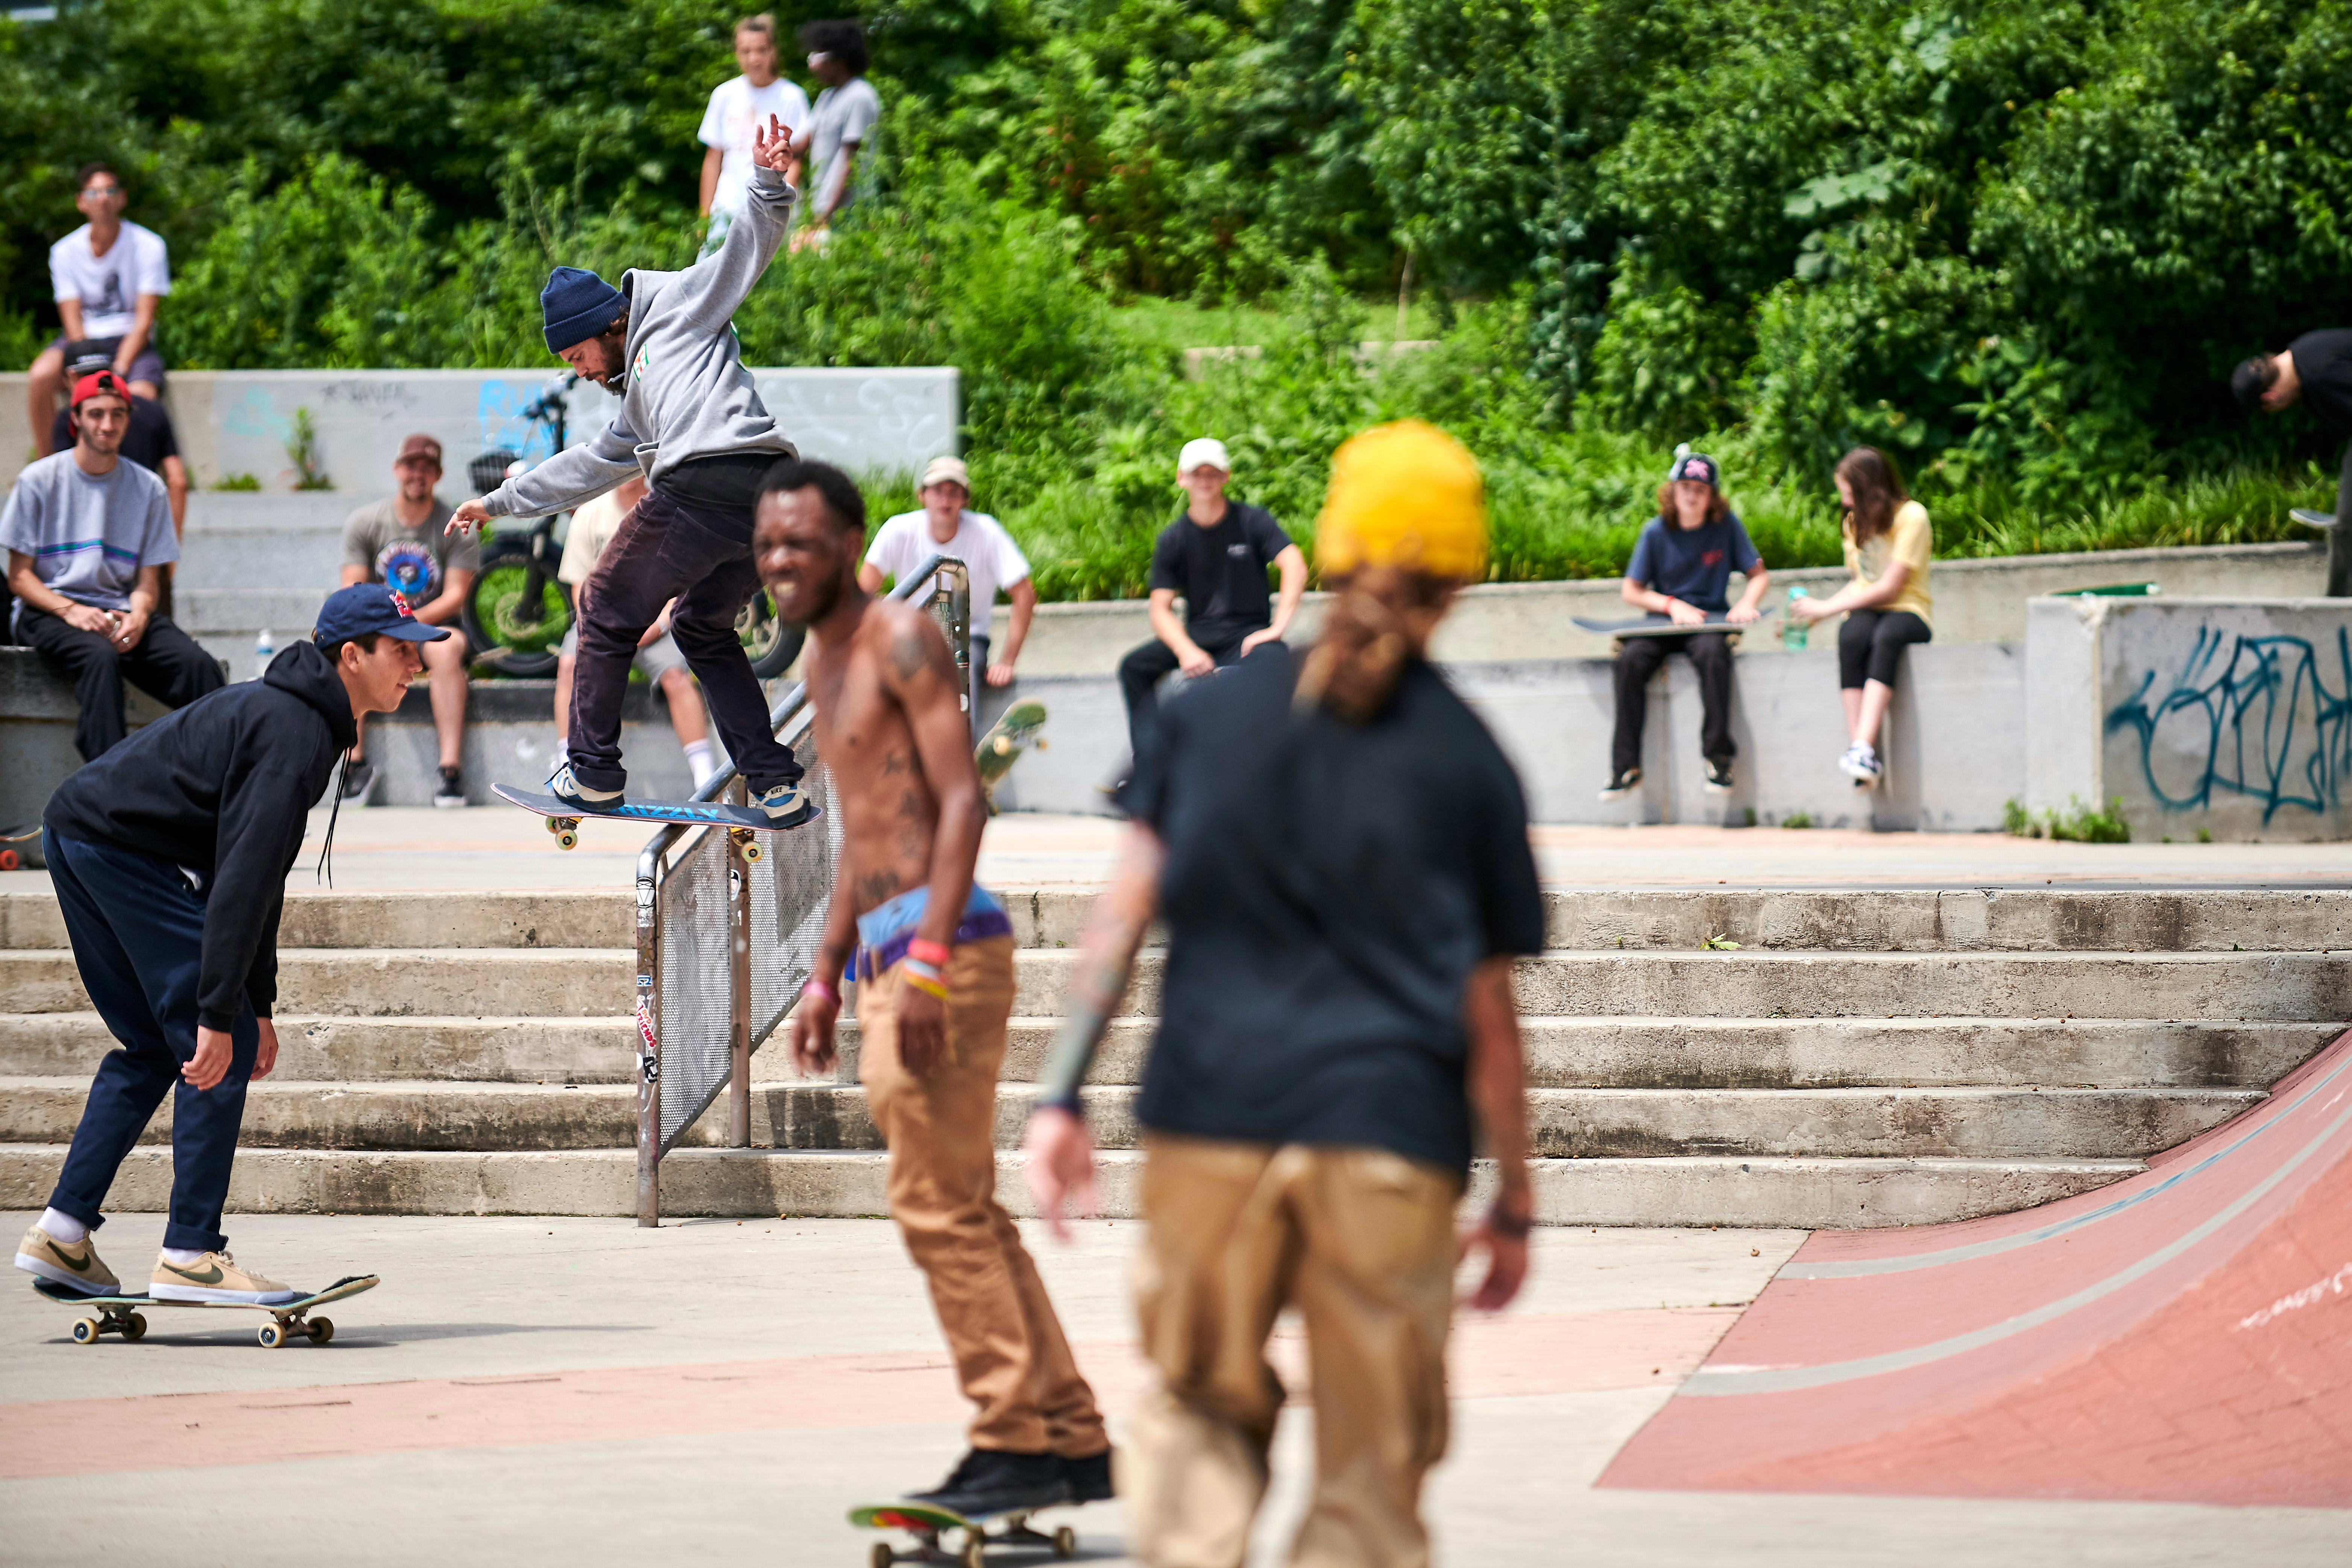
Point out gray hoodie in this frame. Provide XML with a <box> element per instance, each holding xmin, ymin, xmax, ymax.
<box><xmin>482</xmin><ymin>164</ymin><xmax>801</xmax><ymax>518</ymax></box>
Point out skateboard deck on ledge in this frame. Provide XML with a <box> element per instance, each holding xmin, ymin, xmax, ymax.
<box><xmin>975</xmin><ymin>700</ymin><xmax>1048</xmax><ymax>812</ymax></box>
<box><xmin>850</xmin><ymin>1500</ymin><xmax>1080</xmax><ymax>1566</ymax></box>
<box><xmin>35</xmin><ymin>1273</ymin><xmax>379</xmax><ymax>1347</ymax></box>
<box><xmin>1572</xmin><ymin>610</ymin><xmax>1775</xmax><ymax>637</ymax></box>
<box><xmin>493</xmin><ymin>783</ymin><xmax>780</xmax><ymax>830</ymax></box>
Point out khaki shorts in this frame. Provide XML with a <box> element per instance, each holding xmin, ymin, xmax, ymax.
<box><xmin>560</xmin><ymin>623</ymin><xmax>689</xmax><ymax>681</ymax></box>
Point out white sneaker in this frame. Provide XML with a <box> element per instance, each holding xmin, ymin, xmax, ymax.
<box><xmin>2291</xmin><ymin>508</ymin><xmax>2336</xmax><ymax>530</ymax></box>
<box><xmin>752</xmin><ymin>779</ymin><xmax>822</xmax><ymax>829</ymax></box>
<box><xmin>1839</xmin><ymin>744</ymin><xmax>1882</xmax><ymax>787</ymax></box>
<box><xmin>547</xmin><ymin>763</ymin><xmax>623</xmax><ymax>814</ymax></box>
<box><xmin>150</xmin><ymin>1250</ymin><xmax>297</xmax><ymax>1304</ymax></box>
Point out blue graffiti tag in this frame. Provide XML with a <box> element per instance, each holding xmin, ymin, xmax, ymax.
<box><xmin>475</xmin><ymin>380</ymin><xmax>556</xmax><ymax>465</ymax></box>
<box><xmin>2104</xmin><ymin>625</ymin><xmax>2352</xmax><ymax>824</ymax></box>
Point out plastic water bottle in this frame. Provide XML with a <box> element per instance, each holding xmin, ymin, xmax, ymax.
<box><xmin>1781</xmin><ymin>589</ymin><xmax>1808</xmax><ymax>650</ymax></box>
<box><xmin>253</xmin><ymin>628</ymin><xmax>276</xmax><ymax>677</ymax></box>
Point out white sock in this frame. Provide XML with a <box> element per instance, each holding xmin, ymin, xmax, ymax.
<box><xmin>555</xmin><ymin>739</ymin><xmax>569</xmax><ymax>765</ymax></box>
<box><xmin>160</xmin><ymin>1247</ymin><xmax>208</xmax><ymax>1266</ymax></box>
<box><xmin>684</xmin><ymin>740</ymin><xmax>717</xmax><ymax>787</ymax></box>
<box><xmin>38</xmin><ymin>1208</ymin><xmax>88</xmax><ymax>1244</ymax></box>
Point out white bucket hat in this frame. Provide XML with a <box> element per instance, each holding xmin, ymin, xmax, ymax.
<box><xmin>1177</xmin><ymin>437</ymin><xmax>1230</xmax><ymax>477</ymax></box>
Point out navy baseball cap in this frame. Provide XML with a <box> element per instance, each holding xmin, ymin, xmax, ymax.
<box><xmin>313</xmin><ymin>583</ymin><xmax>452</xmax><ymax>645</ymax></box>
<box><xmin>1668</xmin><ymin>451</ymin><xmax>1721</xmax><ymax>489</ymax></box>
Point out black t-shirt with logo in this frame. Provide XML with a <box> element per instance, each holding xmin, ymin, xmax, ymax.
<box><xmin>1146</xmin><ymin>502</ymin><xmax>1292</xmax><ymax>647</ymax></box>
<box><xmin>2290</xmin><ymin>330</ymin><xmax>2352</xmax><ymax>440</ymax></box>
<box><xmin>50</xmin><ymin>396</ymin><xmax>179</xmax><ymax>478</ymax></box>
<box><xmin>1119</xmin><ymin>645</ymin><xmax>1546</xmax><ymax>1178</ymax></box>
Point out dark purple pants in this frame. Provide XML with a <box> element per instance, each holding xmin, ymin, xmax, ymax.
<box><xmin>568</xmin><ymin>484</ymin><xmax>803</xmax><ymax>795</ymax></box>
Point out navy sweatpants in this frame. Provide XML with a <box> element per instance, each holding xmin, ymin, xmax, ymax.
<box><xmin>44</xmin><ymin>828</ymin><xmax>260</xmax><ymax>1254</ymax></box>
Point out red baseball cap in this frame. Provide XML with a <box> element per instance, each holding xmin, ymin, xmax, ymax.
<box><xmin>71</xmin><ymin>370</ymin><xmax>131</xmax><ymax>409</ymax></box>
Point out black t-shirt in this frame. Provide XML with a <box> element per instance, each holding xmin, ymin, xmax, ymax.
<box><xmin>2290</xmin><ymin>330</ymin><xmax>2352</xmax><ymax>439</ymax></box>
<box><xmin>50</xmin><ymin>396</ymin><xmax>180</xmax><ymax>477</ymax></box>
<box><xmin>1121</xmin><ymin>646</ymin><xmax>1546</xmax><ymax>1176</ymax></box>
<box><xmin>1146</xmin><ymin>502</ymin><xmax>1292</xmax><ymax>646</ymax></box>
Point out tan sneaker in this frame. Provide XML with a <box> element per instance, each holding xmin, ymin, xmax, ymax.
<box><xmin>151</xmin><ymin>1250</ymin><xmax>296</xmax><ymax>1304</ymax></box>
<box><xmin>15</xmin><ymin>1226</ymin><xmax>120</xmax><ymax>1296</ymax></box>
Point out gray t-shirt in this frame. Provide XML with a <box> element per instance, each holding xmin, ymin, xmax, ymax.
<box><xmin>341</xmin><ymin>496</ymin><xmax>479</xmax><ymax>602</ymax></box>
<box><xmin>809</xmin><ymin>77</ymin><xmax>881</xmax><ymax>216</ymax></box>
<box><xmin>0</xmin><ymin>451</ymin><xmax>178</xmax><ymax>613</ymax></box>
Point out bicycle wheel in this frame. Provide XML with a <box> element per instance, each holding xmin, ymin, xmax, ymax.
<box><xmin>465</xmin><ymin>536</ymin><xmax>573</xmax><ymax>679</ymax></box>
<box><xmin>737</xmin><ymin>587</ymin><xmax>805</xmax><ymax>679</ymax></box>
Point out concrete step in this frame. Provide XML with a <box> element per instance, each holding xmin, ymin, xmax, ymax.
<box><xmin>0</xmin><ymin>1015</ymin><xmax>635</xmax><ymax>1081</ymax></box>
<box><xmin>4</xmin><ymin>949</ymin><xmax>635</xmax><ymax>1017</ymax></box>
<box><xmin>0</xmin><ymin>1144</ymin><xmax>2144</xmax><ymax>1229</ymax></box>
<box><xmin>0</xmin><ymin>891</ymin><xmax>631</xmax><ymax>954</ymax></box>
<box><xmin>0</xmin><ymin>1074</ymin><xmax>2253</xmax><ymax>1162</ymax></box>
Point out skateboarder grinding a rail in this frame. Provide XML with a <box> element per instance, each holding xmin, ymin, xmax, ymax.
<box><xmin>446</xmin><ymin>114</ymin><xmax>817</xmax><ymax>829</ymax></box>
<box><xmin>14</xmin><ymin>584</ymin><xmax>440</xmax><ymax>1305</ymax></box>
<box><xmin>1602</xmin><ymin>450</ymin><xmax>1767</xmax><ymax>802</ymax></box>
<box><xmin>756</xmin><ymin>458</ymin><xmax>1115</xmax><ymax>1519</ymax></box>
<box><xmin>1023</xmin><ymin>421</ymin><xmax>1543</xmax><ymax>1568</ymax></box>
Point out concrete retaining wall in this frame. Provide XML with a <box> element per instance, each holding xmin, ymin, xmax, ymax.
<box><xmin>0</xmin><ymin>651</ymin><xmax>170</xmax><ymax>859</ymax></box>
<box><xmin>2027</xmin><ymin>595</ymin><xmax>2352</xmax><ymax>842</ymax></box>
<box><xmin>2</xmin><ymin>366</ymin><xmax>960</xmax><ymax>493</ymax></box>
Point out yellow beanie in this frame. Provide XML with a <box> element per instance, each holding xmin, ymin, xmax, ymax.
<box><xmin>1315</xmin><ymin>420</ymin><xmax>1488</xmax><ymax>580</ymax></box>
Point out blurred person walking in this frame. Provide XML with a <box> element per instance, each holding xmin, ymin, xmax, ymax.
<box><xmin>27</xmin><ymin>162</ymin><xmax>171</xmax><ymax>459</ymax></box>
<box><xmin>697</xmin><ymin>12</ymin><xmax>810</xmax><ymax>259</ymax></box>
<box><xmin>1026</xmin><ymin>422</ymin><xmax>1541</xmax><ymax>1568</ymax></box>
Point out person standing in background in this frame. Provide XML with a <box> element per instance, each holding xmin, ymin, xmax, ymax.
<box><xmin>338</xmin><ymin>436</ymin><xmax>478</xmax><ymax>808</ymax></box>
<box><xmin>697</xmin><ymin>13</ymin><xmax>811</xmax><ymax>260</ymax></box>
<box><xmin>2233</xmin><ymin>329</ymin><xmax>2352</xmax><ymax>597</ymax></box>
<box><xmin>27</xmin><ymin>162</ymin><xmax>172</xmax><ymax>460</ymax></box>
<box><xmin>859</xmin><ymin>455</ymin><xmax>1037</xmax><ymax>738</ymax></box>
<box><xmin>793</xmin><ymin>18</ymin><xmax>881</xmax><ymax>248</ymax></box>
<box><xmin>554</xmin><ymin>471</ymin><xmax>721</xmax><ymax>791</ymax></box>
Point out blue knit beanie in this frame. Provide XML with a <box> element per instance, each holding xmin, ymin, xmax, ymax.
<box><xmin>542</xmin><ymin>267</ymin><xmax>627</xmax><ymax>353</ymax></box>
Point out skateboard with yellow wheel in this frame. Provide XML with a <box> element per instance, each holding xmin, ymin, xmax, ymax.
<box><xmin>35</xmin><ymin>1274</ymin><xmax>378</xmax><ymax>1347</ymax></box>
<box><xmin>492</xmin><ymin>783</ymin><xmax>818</xmax><ymax>858</ymax></box>
<box><xmin>848</xmin><ymin>1501</ymin><xmax>1079</xmax><ymax>1567</ymax></box>
<box><xmin>973</xmin><ymin>700</ymin><xmax>1047</xmax><ymax>817</ymax></box>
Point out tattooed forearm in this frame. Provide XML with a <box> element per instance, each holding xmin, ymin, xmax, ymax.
<box><xmin>1039</xmin><ymin>826</ymin><xmax>1164</xmax><ymax>1108</ymax></box>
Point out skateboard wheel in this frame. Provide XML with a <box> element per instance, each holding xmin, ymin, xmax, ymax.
<box><xmin>120</xmin><ymin>1312</ymin><xmax>147</xmax><ymax>1342</ymax></box>
<box><xmin>1052</xmin><ymin>1525</ymin><xmax>1077</xmax><ymax>1559</ymax></box>
<box><xmin>961</xmin><ymin>1535</ymin><xmax>985</xmax><ymax>1568</ymax></box>
<box><xmin>308</xmin><ymin>1317</ymin><xmax>334</xmax><ymax>1345</ymax></box>
<box><xmin>71</xmin><ymin>1316</ymin><xmax>102</xmax><ymax>1345</ymax></box>
<box><xmin>544</xmin><ymin>816</ymin><xmax>564</xmax><ymax>834</ymax></box>
<box><xmin>869</xmin><ymin>1544</ymin><xmax>894</xmax><ymax>1568</ymax></box>
<box><xmin>1034</xmin><ymin>738</ymin><xmax>1048</xmax><ymax>751</ymax></box>
<box><xmin>557</xmin><ymin>830</ymin><xmax>579</xmax><ymax>850</ymax></box>
<box><xmin>0</xmin><ymin>849</ymin><xmax>17</xmax><ymax>871</ymax></box>
<box><xmin>993</xmin><ymin>737</ymin><xmax>1012</xmax><ymax>755</ymax></box>
<box><xmin>258</xmin><ymin>1321</ymin><xmax>286</xmax><ymax>1348</ymax></box>
<box><xmin>742</xmin><ymin>841</ymin><xmax>763</xmax><ymax>863</ymax></box>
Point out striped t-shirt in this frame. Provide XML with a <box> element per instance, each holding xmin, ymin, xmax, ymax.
<box><xmin>0</xmin><ymin>450</ymin><xmax>177</xmax><ymax>613</ymax></box>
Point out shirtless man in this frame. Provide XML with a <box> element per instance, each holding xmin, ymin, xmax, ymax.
<box><xmin>756</xmin><ymin>457</ymin><xmax>1113</xmax><ymax>1517</ymax></box>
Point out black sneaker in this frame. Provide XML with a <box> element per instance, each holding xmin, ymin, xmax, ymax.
<box><xmin>1057</xmin><ymin>1449</ymin><xmax>1115</xmax><ymax>1504</ymax></box>
<box><xmin>434</xmin><ymin>765</ymin><xmax>466</xmax><ymax>809</ymax></box>
<box><xmin>1703</xmin><ymin>756</ymin><xmax>1734</xmax><ymax>796</ymax></box>
<box><xmin>909</xmin><ymin>1448</ymin><xmax>1068</xmax><ymax>1520</ymax></box>
<box><xmin>1598</xmin><ymin>766</ymin><xmax>1641</xmax><ymax>801</ymax></box>
<box><xmin>340</xmin><ymin>757</ymin><xmax>377</xmax><ymax>804</ymax></box>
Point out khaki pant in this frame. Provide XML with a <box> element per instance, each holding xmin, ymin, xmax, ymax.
<box><xmin>859</xmin><ymin>936</ymin><xmax>1108</xmax><ymax>1457</ymax></box>
<box><xmin>1126</xmin><ymin>1135</ymin><xmax>1462</xmax><ymax>1568</ymax></box>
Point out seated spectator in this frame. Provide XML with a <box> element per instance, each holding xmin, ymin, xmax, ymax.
<box><xmin>3</xmin><ymin>370</ymin><xmax>221</xmax><ymax>761</ymax></box>
<box><xmin>1788</xmin><ymin>446</ymin><xmax>1933</xmax><ymax>790</ymax></box>
<box><xmin>1115</xmin><ymin>439</ymin><xmax>1306</xmax><ymax>786</ymax></box>
<box><xmin>554</xmin><ymin>472</ymin><xmax>720</xmax><ymax>790</ymax></box>
<box><xmin>858</xmin><ymin>454</ymin><xmax>1037</xmax><ymax>737</ymax></box>
<box><xmin>1603</xmin><ymin>451</ymin><xmax>1767</xmax><ymax>801</ymax></box>
<box><xmin>337</xmin><ymin>436</ymin><xmax>478</xmax><ymax>807</ymax></box>
<box><xmin>2232</xmin><ymin>328</ymin><xmax>2352</xmax><ymax>596</ymax></box>
<box><xmin>28</xmin><ymin>163</ymin><xmax>170</xmax><ymax>460</ymax></box>
<box><xmin>792</xmin><ymin>18</ymin><xmax>880</xmax><ymax>248</ymax></box>
<box><xmin>49</xmin><ymin>339</ymin><xmax>189</xmax><ymax>616</ymax></box>
<box><xmin>698</xmin><ymin>12</ymin><xmax>811</xmax><ymax>259</ymax></box>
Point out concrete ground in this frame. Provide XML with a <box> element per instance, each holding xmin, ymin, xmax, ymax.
<box><xmin>5</xmin><ymin>1212</ymin><xmax>2341</xmax><ymax>1565</ymax></box>
<box><xmin>7</xmin><ymin>808</ymin><xmax>2348</xmax><ymax>896</ymax></box>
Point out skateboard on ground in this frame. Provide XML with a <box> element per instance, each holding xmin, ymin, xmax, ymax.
<box><xmin>0</xmin><ymin>824</ymin><xmax>34</xmax><ymax>873</ymax></box>
<box><xmin>492</xmin><ymin>783</ymin><xmax>818</xmax><ymax>857</ymax></box>
<box><xmin>974</xmin><ymin>700</ymin><xmax>1048</xmax><ymax>815</ymax></box>
<box><xmin>849</xmin><ymin>1501</ymin><xmax>1080</xmax><ymax>1568</ymax></box>
<box><xmin>35</xmin><ymin>1274</ymin><xmax>379</xmax><ymax>1348</ymax></box>
<box><xmin>1571</xmin><ymin>610</ymin><xmax>1775</xmax><ymax>638</ymax></box>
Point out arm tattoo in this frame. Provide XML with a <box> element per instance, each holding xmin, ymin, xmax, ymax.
<box><xmin>890</xmin><ymin>627</ymin><xmax>930</xmax><ymax>681</ymax></box>
<box><xmin>1040</xmin><ymin>953</ymin><xmax>1128</xmax><ymax>1107</ymax></box>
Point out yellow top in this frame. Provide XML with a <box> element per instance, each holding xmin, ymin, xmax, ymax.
<box><xmin>1842</xmin><ymin>498</ymin><xmax>1933</xmax><ymax>628</ymax></box>
<box><xmin>1316</xmin><ymin>420</ymin><xmax>1488</xmax><ymax>580</ymax></box>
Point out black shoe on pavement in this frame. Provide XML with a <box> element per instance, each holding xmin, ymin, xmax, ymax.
<box><xmin>910</xmin><ymin>1448</ymin><xmax>1069</xmax><ymax>1519</ymax></box>
<box><xmin>340</xmin><ymin>757</ymin><xmax>377</xmax><ymax>804</ymax></box>
<box><xmin>434</xmin><ymin>765</ymin><xmax>466</xmax><ymax>809</ymax></box>
<box><xmin>1598</xmin><ymin>766</ymin><xmax>1641</xmax><ymax>802</ymax></box>
<box><xmin>1057</xmin><ymin>1449</ymin><xmax>1115</xmax><ymax>1504</ymax></box>
<box><xmin>1703</xmin><ymin>755</ymin><xmax>1734</xmax><ymax>796</ymax></box>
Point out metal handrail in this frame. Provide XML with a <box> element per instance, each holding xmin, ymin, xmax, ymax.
<box><xmin>629</xmin><ymin>555</ymin><xmax>966</xmax><ymax>1224</ymax></box>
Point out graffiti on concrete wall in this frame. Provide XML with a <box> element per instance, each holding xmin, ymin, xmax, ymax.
<box><xmin>2105</xmin><ymin>625</ymin><xmax>2352</xmax><ymax>823</ymax></box>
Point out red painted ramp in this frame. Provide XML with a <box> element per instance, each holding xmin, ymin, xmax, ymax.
<box><xmin>1600</xmin><ymin>1031</ymin><xmax>2352</xmax><ymax>1507</ymax></box>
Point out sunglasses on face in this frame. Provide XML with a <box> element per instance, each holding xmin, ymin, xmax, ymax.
<box><xmin>82</xmin><ymin>185</ymin><xmax>123</xmax><ymax>197</ymax></box>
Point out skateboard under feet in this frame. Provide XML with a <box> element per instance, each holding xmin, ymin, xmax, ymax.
<box><xmin>493</xmin><ymin>783</ymin><xmax>818</xmax><ymax>856</ymax></box>
<box><xmin>35</xmin><ymin>1274</ymin><xmax>379</xmax><ymax>1348</ymax></box>
<box><xmin>849</xmin><ymin>1502</ymin><xmax>1079</xmax><ymax>1568</ymax></box>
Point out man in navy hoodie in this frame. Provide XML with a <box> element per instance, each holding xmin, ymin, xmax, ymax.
<box><xmin>13</xmin><ymin>584</ymin><xmax>438</xmax><ymax>1304</ymax></box>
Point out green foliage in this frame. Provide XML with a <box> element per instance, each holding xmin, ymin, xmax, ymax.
<box><xmin>2006</xmin><ymin>795</ymin><xmax>2133</xmax><ymax>843</ymax></box>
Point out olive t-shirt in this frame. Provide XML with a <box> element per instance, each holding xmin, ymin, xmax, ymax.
<box><xmin>1120</xmin><ymin>646</ymin><xmax>1546</xmax><ymax>1176</ymax></box>
<box><xmin>1146</xmin><ymin>502</ymin><xmax>1292</xmax><ymax>647</ymax></box>
<box><xmin>1842</xmin><ymin>498</ymin><xmax>1934</xmax><ymax>628</ymax></box>
<box><xmin>341</xmin><ymin>496</ymin><xmax>479</xmax><ymax>603</ymax></box>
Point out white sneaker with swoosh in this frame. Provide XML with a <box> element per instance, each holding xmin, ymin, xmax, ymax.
<box><xmin>16</xmin><ymin>1226</ymin><xmax>120</xmax><ymax>1295</ymax></box>
<box><xmin>150</xmin><ymin>1250</ymin><xmax>297</xmax><ymax>1304</ymax></box>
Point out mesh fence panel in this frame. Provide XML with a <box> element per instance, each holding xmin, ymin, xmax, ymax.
<box><xmin>655</xmin><ymin>823</ymin><xmax>734</xmax><ymax>1150</ymax></box>
<box><xmin>747</xmin><ymin>718</ymin><xmax>838</xmax><ymax>1049</ymax></box>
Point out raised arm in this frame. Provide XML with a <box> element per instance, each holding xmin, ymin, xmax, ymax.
<box><xmin>662</xmin><ymin>117</ymin><xmax>800</xmax><ymax>332</ymax></box>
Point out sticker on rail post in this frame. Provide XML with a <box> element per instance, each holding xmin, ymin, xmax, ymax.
<box><xmin>635</xmin><ymin>1002</ymin><xmax>660</xmax><ymax>1081</ymax></box>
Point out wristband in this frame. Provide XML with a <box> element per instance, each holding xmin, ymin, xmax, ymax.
<box><xmin>907</xmin><ymin>937</ymin><xmax>953</xmax><ymax>969</ymax></box>
<box><xmin>803</xmin><ymin>978</ymin><xmax>838</xmax><ymax>1007</ymax></box>
<box><xmin>900</xmin><ymin>957</ymin><xmax>949</xmax><ymax>1000</ymax></box>
<box><xmin>1038</xmin><ymin>1090</ymin><xmax>1084</xmax><ymax>1118</ymax></box>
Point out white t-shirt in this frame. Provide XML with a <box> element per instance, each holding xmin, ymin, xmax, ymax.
<box><xmin>865</xmin><ymin>509</ymin><xmax>1030</xmax><ymax>635</ymax></box>
<box><xmin>50</xmin><ymin>221</ymin><xmax>172</xmax><ymax>340</ymax></box>
<box><xmin>808</xmin><ymin>77</ymin><xmax>882</xmax><ymax>216</ymax></box>
<box><xmin>698</xmin><ymin>75</ymin><xmax>813</xmax><ymax>220</ymax></box>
